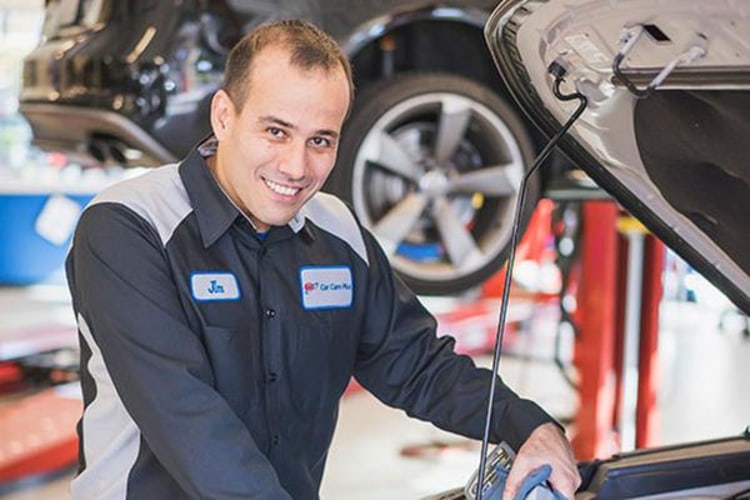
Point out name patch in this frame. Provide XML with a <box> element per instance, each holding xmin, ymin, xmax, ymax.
<box><xmin>191</xmin><ymin>273</ymin><xmax>240</xmax><ymax>301</ymax></box>
<box><xmin>300</xmin><ymin>266</ymin><xmax>353</xmax><ymax>310</ymax></box>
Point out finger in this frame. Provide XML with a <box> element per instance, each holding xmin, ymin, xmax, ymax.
<box><xmin>501</xmin><ymin>462</ymin><xmax>532</xmax><ymax>500</ymax></box>
<box><xmin>501</xmin><ymin>476</ymin><xmax>519</xmax><ymax>500</ymax></box>
<box><xmin>547</xmin><ymin>465</ymin><xmax>581</xmax><ymax>499</ymax></box>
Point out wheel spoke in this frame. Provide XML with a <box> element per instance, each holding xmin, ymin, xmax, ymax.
<box><xmin>432</xmin><ymin>197</ymin><xmax>484</xmax><ymax>269</ymax></box>
<box><xmin>447</xmin><ymin>162</ymin><xmax>523</xmax><ymax>197</ymax></box>
<box><xmin>372</xmin><ymin>192</ymin><xmax>428</xmax><ymax>257</ymax></box>
<box><xmin>434</xmin><ymin>98</ymin><xmax>472</xmax><ymax>165</ymax></box>
<box><xmin>362</xmin><ymin>131</ymin><xmax>424</xmax><ymax>182</ymax></box>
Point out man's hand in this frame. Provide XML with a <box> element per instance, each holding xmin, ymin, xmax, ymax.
<box><xmin>502</xmin><ymin>422</ymin><xmax>580</xmax><ymax>500</ymax></box>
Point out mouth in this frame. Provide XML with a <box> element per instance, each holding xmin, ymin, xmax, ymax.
<box><xmin>264</xmin><ymin>178</ymin><xmax>302</xmax><ymax>197</ymax></box>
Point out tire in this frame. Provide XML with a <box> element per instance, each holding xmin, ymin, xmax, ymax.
<box><xmin>328</xmin><ymin>72</ymin><xmax>540</xmax><ymax>295</ymax></box>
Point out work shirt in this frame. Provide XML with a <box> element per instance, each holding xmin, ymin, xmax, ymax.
<box><xmin>67</xmin><ymin>141</ymin><xmax>555</xmax><ymax>499</ymax></box>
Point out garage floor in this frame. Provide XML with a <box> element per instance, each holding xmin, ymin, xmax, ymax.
<box><xmin>0</xmin><ymin>280</ymin><xmax>748</xmax><ymax>499</ymax></box>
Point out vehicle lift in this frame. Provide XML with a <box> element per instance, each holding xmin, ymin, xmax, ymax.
<box><xmin>570</xmin><ymin>200</ymin><xmax>664</xmax><ymax>459</ymax></box>
<box><xmin>482</xmin><ymin>192</ymin><xmax>665</xmax><ymax>460</ymax></box>
<box><xmin>0</xmin><ymin>326</ymin><xmax>80</xmax><ymax>490</ymax></box>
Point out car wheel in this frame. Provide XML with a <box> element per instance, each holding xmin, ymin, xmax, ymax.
<box><xmin>328</xmin><ymin>72</ymin><xmax>539</xmax><ymax>295</ymax></box>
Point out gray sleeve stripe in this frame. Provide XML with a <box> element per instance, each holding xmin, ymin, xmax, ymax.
<box><xmin>72</xmin><ymin>314</ymin><xmax>140</xmax><ymax>500</ymax></box>
<box><xmin>300</xmin><ymin>193</ymin><xmax>369</xmax><ymax>266</ymax></box>
<box><xmin>88</xmin><ymin>164</ymin><xmax>192</xmax><ymax>247</ymax></box>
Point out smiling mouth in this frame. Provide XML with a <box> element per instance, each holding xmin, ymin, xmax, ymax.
<box><xmin>264</xmin><ymin>178</ymin><xmax>301</xmax><ymax>197</ymax></box>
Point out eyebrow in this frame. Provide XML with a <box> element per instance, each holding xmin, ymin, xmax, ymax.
<box><xmin>258</xmin><ymin>115</ymin><xmax>339</xmax><ymax>139</ymax></box>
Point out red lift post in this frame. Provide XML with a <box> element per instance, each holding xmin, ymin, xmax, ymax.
<box><xmin>571</xmin><ymin>200</ymin><xmax>664</xmax><ymax>459</ymax></box>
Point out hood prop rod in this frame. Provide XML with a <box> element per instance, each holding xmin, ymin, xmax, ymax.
<box><xmin>476</xmin><ymin>63</ymin><xmax>588</xmax><ymax>500</ymax></box>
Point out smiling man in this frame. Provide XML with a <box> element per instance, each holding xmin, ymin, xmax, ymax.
<box><xmin>66</xmin><ymin>20</ymin><xmax>579</xmax><ymax>500</ymax></box>
<box><xmin>208</xmin><ymin>40</ymin><xmax>351</xmax><ymax>233</ymax></box>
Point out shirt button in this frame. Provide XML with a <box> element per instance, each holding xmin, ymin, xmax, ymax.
<box><xmin>264</xmin><ymin>308</ymin><xmax>276</xmax><ymax>318</ymax></box>
<box><xmin>268</xmin><ymin>372</ymin><xmax>278</xmax><ymax>383</ymax></box>
<box><xmin>272</xmin><ymin>435</ymin><xmax>280</xmax><ymax>445</ymax></box>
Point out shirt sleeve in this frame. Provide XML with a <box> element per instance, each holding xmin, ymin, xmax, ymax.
<box><xmin>67</xmin><ymin>203</ymin><xmax>292</xmax><ymax>499</ymax></box>
<box><xmin>352</xmin><ymin>228</ymin><xmax>559</xmax><ymax>451</ymax></box>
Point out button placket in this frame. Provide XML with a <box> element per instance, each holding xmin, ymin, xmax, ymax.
<box><xmin>257</xmin><ymin>245</ymin><xmax>283</xmax><ymax>456</ymax></box>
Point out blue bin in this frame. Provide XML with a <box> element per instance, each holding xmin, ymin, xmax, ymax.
<box><xmin>0</xmin><ymin>192</ymin><xmax>94</xmax><ymax>285</ymax></box>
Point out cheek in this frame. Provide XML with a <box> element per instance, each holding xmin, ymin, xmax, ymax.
<box><xmin>309</xmin><ymin>153</ymin><xmax>337</xmax><ymax>182</ymax></box>
<box><xmin>234</xmin><ymin>143</ymin><xmax>269</xmax><ymax>176</ymax></box>
<box><xmin>252</xmin><ymin>143</ymin><xmax>283</xmax><ymax>172</ymax></box>
<box><xmin>228</xmin><ymin>148</ymin><xmax>261</xmax><ymax>191</ymax></box>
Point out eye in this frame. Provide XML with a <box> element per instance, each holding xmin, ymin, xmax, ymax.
<box><xmin>267</xmin><ymin>127</ymin><xmax>287</xmax><ymax>139</ymax></box>
<box><xmin>309</xmin><ymin>136</ymin><xmax>333</xmax><ymax>148</ymax></box>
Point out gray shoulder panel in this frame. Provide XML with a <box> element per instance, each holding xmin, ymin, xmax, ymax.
<box><xmin>299</xmin><ymin>192</ymin><xmax>369</xmax><ymax>266</ymax></box>
<box><xmin>88</xmin><ymin>164</ymin><xmax>192</xmax><ymax>247</ymax></box>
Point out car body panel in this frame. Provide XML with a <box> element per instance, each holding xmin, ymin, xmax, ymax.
<box><xmin>484</xmin><ymin>0</ymin><xmax>750</xmax><ymax>312</ymax></box>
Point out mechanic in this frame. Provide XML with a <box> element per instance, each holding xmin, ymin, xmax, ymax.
<box><xmin>66</xmin><ymin>19</ymin><xmax>580</xmax><ymax>500</ymax></box>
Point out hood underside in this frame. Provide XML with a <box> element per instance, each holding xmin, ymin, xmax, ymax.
<box><xmin>485</xmin><ymin>0</ymin><xmax>750</xmax><ymax>313</ymax></box>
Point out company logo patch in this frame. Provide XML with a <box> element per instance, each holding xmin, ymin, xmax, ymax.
<box><xmin>191</xmin><ymin>273</ymin><xmax>240</xmax><ymax>301</ymax></box>
<box><xmin>300</xmin><ymin>266</ymin><xmax>353</xmax><ymax>310</ymax></box>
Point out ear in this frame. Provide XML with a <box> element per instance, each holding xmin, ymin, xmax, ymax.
<box><xmin>210</xmin><ymin>89</ymin><xmax>236</xmax><ymax>141</ymax></box>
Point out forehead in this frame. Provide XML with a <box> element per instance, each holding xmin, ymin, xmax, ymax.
<box><xmin>239</xmin><ymin>46</ymin><xmax>351</xmax><ymax>129</ymax></box>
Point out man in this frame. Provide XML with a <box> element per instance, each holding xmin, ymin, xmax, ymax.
<box><xmin>67</xmin><ymin>19</ymin><xmax>580</xmax><ymax>499</ymax></box>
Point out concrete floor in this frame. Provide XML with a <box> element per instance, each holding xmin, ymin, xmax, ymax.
<box><xmin>0</xmin><ymin>281</ymin><xmax>748</xmax><ymax>499</ymax></box>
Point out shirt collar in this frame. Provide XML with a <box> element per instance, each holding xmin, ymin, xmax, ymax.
<box><xmin>179</xmin><ymin>136</ymin><xmax>307</xmax><ymax>247</ymax></box>
<box><xmin>180</xmin><ymin>137</ymin><xmax>240</xmax><ymax>247</ymax></box>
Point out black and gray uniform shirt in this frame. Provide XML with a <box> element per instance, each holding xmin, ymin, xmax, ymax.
<box><xmin>67</xmin><ymin>142</ymin><xmax>554</xmax><ymax>499</ymax></box>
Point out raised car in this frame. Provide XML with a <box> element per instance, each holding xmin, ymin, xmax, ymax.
<box><xmin>20</xmin><ymin>0</ymin><xmax>584</xmax><ymax>295</ymax></box>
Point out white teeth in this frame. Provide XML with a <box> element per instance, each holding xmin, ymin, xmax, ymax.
<box><xmin>265</xmin><ymin>179</ymin><xmax>300</xmax><ymax>196</ymax></box>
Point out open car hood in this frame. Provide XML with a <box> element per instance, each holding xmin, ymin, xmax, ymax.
<box><xmin>485</xmin><ymin>0</ymin><xmax>750</xmax><ymax>313</ymax></box>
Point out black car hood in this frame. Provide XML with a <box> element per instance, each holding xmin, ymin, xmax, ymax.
<box><xmin>485</xmin><ymin>0</ymin><xmax>750</xmax><ymax>313</ymax></box>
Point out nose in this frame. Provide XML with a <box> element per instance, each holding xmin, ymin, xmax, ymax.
<box><xmin>278</xmin><ymin>141</ymin><xmax>307</xmax><ymax>180</ymax></box>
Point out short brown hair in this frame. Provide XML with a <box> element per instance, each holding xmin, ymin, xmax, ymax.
<box><xmin>222</xmin><ymin>19</ymin><xmax>354</xmax><ymax>112</ymax></box>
